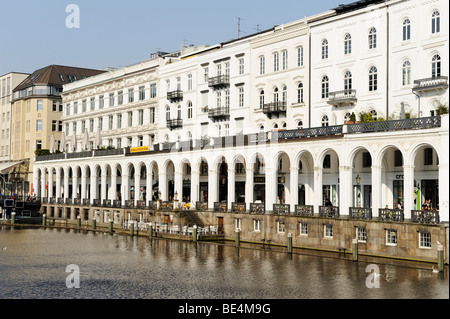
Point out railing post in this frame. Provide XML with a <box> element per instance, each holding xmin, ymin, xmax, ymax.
<box><xmin>149</xmin><ymin>222</ymin><xmax>153</xmax><ymax>238</ymax></box>
<box><xmin>193</xmin><ymin>224</ymin><xmax>197</xmax><ymax>242</ymax></box>
<box><xmin>130</xmin><ymin>221</ymin><xmax>134</xmax><ymax>236</ymax></box>
<box><xmin>353</xmin><ymin>238</ymin><xmax>358</xmax><ymax>261</ymax></box>
<box><xmin>287</xmin><ymin>233</ymin><xmax>293</xmax><ymax>254</ymax></box>
<box><xmin>109</xmin><ymin>220</ymin><xmax>113</xmax><ymax>233</ymax></box>
<box><xmin>437</xmin><ymin>243</ymin><xmax>444</xmax><ymax>272</ymax></box>
<box><xmin>42</xmin><ymin>214</ymin><xmax>47</xmax><ymax>227</ymax></box>
<box><xmin>235</xmin><ymin>229</ymin><xmax>240</xmax><ymax>246</ymax></box>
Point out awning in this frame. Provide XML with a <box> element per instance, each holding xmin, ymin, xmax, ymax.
<box><xmin>0</xmin><ymin>161</ymin><xmax>22</xmax><ymax>174</ymax></box>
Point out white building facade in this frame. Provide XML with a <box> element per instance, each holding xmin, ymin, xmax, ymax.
<box><xmin>33</xmin><ymin>0</ymin><xmax>448</xmax><ymax>224</ymax></box>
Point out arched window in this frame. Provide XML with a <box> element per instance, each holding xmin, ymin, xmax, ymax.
<box><xmin>259</xmin><ymin>90</ymin><xmax>265</xmax><ymax>109</ymax></box>
<box><xmin>432</xmin><ymin>54</ymin><xmax>441</xmax><ymax>78</ymax></box>
<box><xmin>344</xmin><ymin>33</ymin><xmax>352</xmax><ymax>55</ymax></box>
<box><xmin>165</xmin><ymin>105</ymin><xmax>171</xmax><ymax>121</ymax></box>
<box><xmin>321</xmin><ymin>76</ymin><xmax>329</xmax><ymax>98</ymax></box>
<box><xmin>177</xmin><ymin>105</ymin><xmax>182</xmax><ymax>119</ymax></box>
<box><xmin>403</xmin><ymin>18</ymin><xmax>411</xmax><ymax>41</ymax></box>
<box><xmin>259</xmin><ymin>125</ymin><xmax>265</xmax><ymax>133</ymax></box>
<box><xmin>297</xmin><ymin>120</ymin><xmax>304</xmax><ymax>129</ymax></box>
<box><xmin>369</xmin><ymin>66</ymin><xmax>378</xmax><ymax>91</ymax></box>
<box><xmin>297</xmin><ymin>46</ymin><xmax>304</xmax><ymax>67</ymax></box>
<box><xmin>402</xmin><ymin>60</ymin><xmax>411</xmax><ymax>86</ymax></box>
<box><xmin>187</xmin><ymin>101</ymin><xmax>193</xmax><ymax>119</ymax></box>
<box><xmin>282</xmin><ymin>50</ymin><xmax>288</xmax><ymax>70</ymax></box>
<box><xmin>344</xmin><ymin>71</ymin><xmax>352</xmax><ymax>91</ymax></box>
<box><xmin>281</xmin><ymin>122</ymin><xmax>287</xmax><ymax>129</ymax></box>
<box><xmin>273</xmin><ymin>123</ymin><xmax>279</xmax><ymax>129</ymax></box>
<box><xmin>321</xmin><ymin>39</ymin><xmax>328</xmax><ymax>59</ymax></box>
<box><xmin>273</xmin><ymin>87</ymin><xmax>279</xmax><ymax>103</ymax></box>
<box><xmin>297</xmin><ymin>82</ymin><xmax>304</xmax><ymax>103</ymax></box>
<box><xmin>321</xmin><ymin>115</ymin><xmax>329</xmax><ymax>127</ymax></box>
<box><xmin>432</xmin><ymin>10</ymin><xmax>440</xmax><ymax>34</ymax></box>
<box><xmin>282</xmin><ymin>85</ymin><xmax>287</xmax><ymax>103</ymax></box>
<box><xmin>369</xmin><ymin>27</ymin><xmax>377</xmax><ymax>49</ymax></box>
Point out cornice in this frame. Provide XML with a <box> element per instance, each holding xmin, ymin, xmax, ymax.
<box><xmin>251</xmin><ymin>26</ymin><xmax>310</xmax><ymax>49</ymax></box>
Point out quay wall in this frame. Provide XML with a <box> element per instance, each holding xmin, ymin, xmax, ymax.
<box><xmin>26</xmin><ymin>204</ymin><xmax>450</xmax><ymax>264</ymax></box>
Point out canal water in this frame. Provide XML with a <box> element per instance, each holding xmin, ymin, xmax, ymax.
<box><xmin>0</xmin><ymin>226</ymin><xmax>448</xmax><ymax>301</ymax></box>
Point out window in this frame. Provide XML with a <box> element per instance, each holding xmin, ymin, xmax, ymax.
<box><xmin>363</xmin><ymin>152</ymin><xmax>372</xmax><ymax>167</ymax></box>
<box><xmin>254</xmin><ymin>220</ymin><xmax>261</xmax><ymax>232</ymax></box>
<box><xmin>431</xmin><ymin>10</ymin><xmax>440</xmax><ymax>34</ymax></box>
<box><xmin>369</xmin><ymin>66</ymin><xmax>378</xmax><ymax>91</ymax></box>
<box><xmin>386</xmin><ymin>229</ymin><xmax>398</xmax><ymax>246</ymax></box>
<box><xmin>187</xmin><ymin>102</ymin><xmax>193</xmax><ymax>119</ymax></box>
<box><xmin>51</xmin><ymin>120</ymin><xmax>57</xmax><ymax>132</ymax></box>
<box><xmin>424</xmin><ymin>148</ymin><xmax>433</xmax><ymax>165</ymax></box>
<box><xmin>432</xmin><ymin>55</ymin><xmax>441</xmax><ymax>78</ymax></box>
<box><xmin>203</xmin><ymin>67</ymin><xmax>209</xmax><ymax>82</ymax></box>
<box><xmin>369</xmin><ymin>27</ymin><xmax>377</xmax><ymax>49</ymax></box>
<box><xmin>259</xmin><ymin>56</ymin><xmax>265</xmax><ymax>75</ymax></box>
<box><xmin>36</xmin><ymin>120</ymin><xmax>43</xmax><ymax>131</ymax></box>
<box><xmin>139</xmin><ymin>110</ymin><xmax>144</xmax><ymax>125</ymax></box>
<box><xmin>273</xmin><ymin>87</ymin><xmax>279</xmax><ymax>103</ymax></box>
<box><xmin>58</xmin><ymin>121</ymin><xmax>63</xmax><ymax>132</ymax></box>
<box><xmin>321</xmin><ymin>76</ymin><xmax>329</xmax><ymax>98</ymax></box>
<box><xmin>118</xmin><ymin>91</ymin><xmax>123</xmax><ymax>105</ymax></box>
<box><xmin>128</xmin><ymin>112</ymin><xmax>133</xmax><ymax>127</ymax></box>
<box><xmin>282</xmin><ymin>51</ymin><xmax>288</xmax><ymax>70</ymax></box>
<box><xmin>177</xmin><ymin>105</ymin><xmax>182</xmax><ymax>119</ymax></box>
<box><xmin>82</xmin><ymin>100</ymin><xmax>87</xmax><ymax>112</ymax></box>
<box><xmin>138</xmin><ymin>136</ymin><xmax>144</xmax><ymax>147</ymax></box>
<box><xmin>282</xmin><ymin>85</ymin><xmax>287</xmax><ymax>103</ymax></box>
<box><xmin>322</xmin><ymin>115</ymin><xmax>329</xmax><ymax>127</ymax></box>
<box><xmin>109</xmin><ymin>94</ymin><xmax>115</xmax><ymax>107</ymax></box>
<box><xmin>344</xmin><ymin>71</ymin><xmax>352</xmax><ymax>91</ymax></box>
<box><xmin>225</xmin><ymin>62</ymin><xmax>230</xmax><ymax>76</ymax></box>
<box><xmin>187</xmin><ymin>74</ymin><xmax>193</xmax><ymax>91</ymax></box>
<box><xmin>98</xmin><ymin>118</ymin><xmax>102</xmax><ymax>131</ymax></box>
<box><xmin>419</xmin><ymin>232</ymin><xmax>431</xmax><ymax>248</ymax></box>
<box><xmin>402</xmin><ymin>61</ymin><xmax>411</xmax><ymax>86</ymax></box>
<box><xmin>357</xmin><ymin>227</ymin><xmax>367</xmax><ymax>242</ymax></box>
<box><xmin>321</xmin><ymin>39</ymin><xmax>328</xmax><ymax>59</ymax></box>
<box><xmin>139</xmin><ymin>86</ymin><xmax>145</xmax><ymax>100</ymax></box>
<box><xmin>225</xmin><ymin>89</ymin><xmax>230</xmax><ymax>109</ymax></box>
<box><xmin>297</xmin><ymin>120</ymin><xmax>303</xmax><ymax>129</ymax></box>
<box><xmin>90</xmin><ymin>97</ymin><xmax>95</xmax><ymax>110</ymax></box>
<box><xmin>117</xmin><ymin>114</ymin><xmax>122</xmax><ymax>129</ymax></box>
<box><xmin>324</xmin><ymin>224</ymin><xmax>333</xmax><ymax>238</ymax></box>
<box><xmin>297</xmin><ymin>46</ymin><xmax>304</xmax><ymax>67</ymax></box>
<box><xmin>273</xmin><ymin>52</ymin><xmax>279</xmax><ymax>72</ymax></box>
<box><xmin>74</xmin><ymin>102</ymin><xmax>78</xmax><ymax>114</ymax></box>
<box><xmin>176</xmin><ymin>77</ymin><xmax>181</xmax><ymax>91</ymax></box>
<box><xmin>299</xmin><ymin>223</ymin><xmax>308</xmax><ymax>236</ymax></box>
<box><xmin>52</xmin><ymin>100</ymin><xmax>57</xmax><ymax>112</ymax></box>
<box><xmin>149</xmin><ymin>108</ymin><xmax>156</xmax><ymax>124</ymax></box>
<box><xmin>238</xmin><ymin>87</ymin><xmax>244</xmax><ymax>108</ymax></box>
<box><xmin>277</xmin><ymin>220</ymin><xmax>286</xmax><ymax>233</ymax></box>
<box><xmin>394</xmin><ymin>150</ymin><xmax>403</xmax><ymax>167</ymax></box>
<box><xmin>36</xmin><ymin>140</ymin><xmax>42</xmax><ymax>150</ymax></box>
<box><xmin>259</xmin><ymin>90</ymin><xmax>265</xmax><ymax>109</ymax></box>
<box><xmin>99</xmin><ymin>95</ymin><xmax>104</xmax><ymax>109</ymax></box>
<box><xmin>109</xmin><ymin>116</ymin><xmax>113</xmax><ymax>130</ymax></box>
<box><xmin>128</xmin><ymin>89</ymin><xmax>134</xmax><ymax>103</ymax></box>
<box><xmin>89</xmin><ymin>119</ymin><xmax>94</xmax><ymax>132</ymax></box>
<box><xmin>150</xmin><ymin>84</ymin><xmax>157</xmax><ymax>98</ymax></box>
<box><xmin>235</xmin><ymin>218</ymin><xmax>241</xmax><ymax>231</ymax></box>
<box><xmin>37</xmin><ymin>100</ymin><xmax>43</xmax><ymax>111</ymax></box>
<box><xmin>297</xmin><ymin>82</ymin><xmax>304</xmax><ymax>103</ymax></box>
<box><xmin>344</xmin><ymin>33</ymin><xmax>352</xmax><ymax>55</ymax></box>
<box><xmin>239</xmin><ymin>58</ymin><xmax>245</xmax><ymax>74</ymax></box>
<box><xmin>166</xmin><ymin>106</ymin><xmax>171</xmax><ymax>121</ymax></box>
<box><xmin>403</xmin><ymin>19</ymin><xmax>411</xmax><ymax>41</ymax></box>
<box><xmin>323</xmin><ymin>154</ymin><xmax>331</xmax><ymax>168</ymax></box>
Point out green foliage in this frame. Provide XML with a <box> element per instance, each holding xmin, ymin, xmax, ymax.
<box><xmin>349</xmin><ymin>112</ymin><xmax>356</xmax><ymax>122</ymax></box>
<box><xmin>35</xmin><ymin>149</ymin><xmax>51</xmax><ymax>157</ymax></box>
<box><xmin>436</xmin><ymin>103</ymin><xmax>449</xmax><ymax>115</ymax></box>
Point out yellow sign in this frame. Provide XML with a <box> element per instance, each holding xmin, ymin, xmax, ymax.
<box><xmin>130</xmin><ymin>146</ymin><xmax>149</xmax><ymax>153</ymax></box>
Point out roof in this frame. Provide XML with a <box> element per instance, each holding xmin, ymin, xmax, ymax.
<box><xmin>13</xmin><ymin>65</ymin><xmax>106</xmax><ymax>92</ymax></box>
<box><xmin>331</xmin><ymin>0</ymin><xmax>387</xmax><ymax>15</ymax></box>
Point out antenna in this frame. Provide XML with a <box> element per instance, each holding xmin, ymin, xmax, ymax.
<box><xmin>237</xmin><ymin>17</ymin><xmax>241</xmax><ymax>38</ymax></box>
<box><xmin>255</xmin><ymin>24</ymin><xmax>261</xmax><ymax>33</ymax></box>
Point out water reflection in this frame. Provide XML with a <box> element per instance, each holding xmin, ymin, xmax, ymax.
<box><xmin>0</xmin><ymin>227</ymin><xmax>448</xmax><ymax>299</ymax></box>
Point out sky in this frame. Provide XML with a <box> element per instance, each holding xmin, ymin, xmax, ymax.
<box><xmin>0</xmin><ymin>0</ymin><xmax>347</xmax><ymax>76</ymax></box>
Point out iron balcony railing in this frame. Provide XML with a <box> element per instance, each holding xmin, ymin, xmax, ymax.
<box><xmin>231</xmin><ymin>202</ymin><xmax>246</xmax><ymax>213</ymax></box>
<box><xmin>295</xmin><ymin>205</ymin><xmax>314</xmax><ymax>217</ymax></box>
<box><xmin>379</xmin><ymin>208</ymin><xmax>404</xmax><ymax>222</ymax></box>
<box><xmin>250</xmin><ymin>203</ymin><xmax>265</xmax><ymax>214</ymax></box>
<box><xmin>411</xmin><ymin>210</ymin><xmax>440</xmax><ymax>224</ymax></box>
<box><xmin>208</xmin><ymin>75</ymin><xmax>230</xmax><ymax>88</ymax></box>
<box><xmin>413</xmin><ymin>76</ymin><xmax>448</xmax><ymax>92</ymax></box>
<box><xmin>349</xmin><ymin>207</ymin><xmax>372</xmax><ymax>220</ymax></box>
<box><xmin>214</xmin><ymin>202</ymin><xmax>228</xmax><ymax>212</ymax></box>
<box><xmin>263</xmin><ymin>101</ymin><xmax>287</xmax><ymax>115</ymax></box>
<box><xmin>347</xmin><ymin>116</ymin><xmax>441</xmax><ymax>134</ymax></box>
<box><xmin>319</xmin><ymin>206</ymin><xmax>340</xmax><ymax>218</ymax></box>
<box><xmin>167</xmin><ymin>90</ymin><xmax>183</xmax><ymax>101</ymax></box>
<box><xmin>327</xmin><ymin>89</ymin><xmax>357</xmax><ymax>106</ymax></box>
<box><xmin>273</xmin><ymin>204</ymin><xmax>290</xmax><ymax>215</ymax></box>
<box><xmin>274</xmin><ymin>125</ymin><xmax>343</xmax><ymax>140</ymax></box>
<box><xmin>167</xmin><ymin>119</ymin><xmax>183</xmax><ymax>130</ymax></box>
<box><xmin>208</xmin><ymin>107</ymin><xmax>230</xmax><ymax>120</ymax></box>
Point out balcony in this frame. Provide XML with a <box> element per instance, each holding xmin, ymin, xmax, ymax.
<box><xmin>412</xmin><ymin>76</ymin><xmax>448</xmax><ymax>93</ymax></box>
<box><xmin>167</xmin><ymin>90</ymin><xmax>183</xmax><ymax>101</ymax></box>
<box><xmin>167</xmin><ymin>119</ymin><xmax>183</xmax><ymax>130</ymax></box>
<box><xmin>327</xmin><ymin>89</ymin><xmax>357</xmax><ymax>107</ymax></box>
<box><xmin>208</xmin><ymin>107</ymin><xmax>230</xmax><ymax>121</ymax></box>
<box><xmin>208</xmin><ymin>75</ymin><xmax>230</xmax><ymax>88</ymax></box>
<box><xmin>263</xmin><ymin>101</ymin><xmax>287</xmax><ymax>119</ymax></box>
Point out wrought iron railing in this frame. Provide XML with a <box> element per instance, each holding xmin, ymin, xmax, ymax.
<box><xmin>263</xmin><ymin>102</ymin><xmax>287</xmax><ymax>114</ymax></box>
<box><xmin>411</xmin><ymin>210</ymin><xmax>440</xmax><ymax>224</ymax></box>
<box><xmin>208</xmin><ymin>107</ymin><xmax>230</xmax><ymax>119</ymax></box>
<box><xmin>196</xmin><ymin>202</ymin><xmax>208</xmax><ymax>211</ymax></box>
<box><xmin>379</xmin><ymin>209</ymin><xmax>404</xmax><ymax>222</ymax></box>
<box><xmin>167</xmin><ymin>90</ymin><xmax>183</xmax><ymax>101</ymax></box>
<box><xmin>413</xmin><ymin>76</ymin><xmax>448</xmax><ymax>91</ymax></box>
<box><xmin>274</xmin><ymin>125</ymin><xmax>343</xmax><ymax>140</ymax></box>
<box><xmin>347</xmin><ymin>116</ymin><xmax>441</xmax><ymax>134</ymax></box>
<box><xmin>208</xmin><ymin>75</ymin><xmax>230</xmax><ymax>87</ymax></box>
<box><xmin>167</xmin><ymin>119</ymin><xmax>183</xmax><ymax>129</ymax></box>
<box><xmin>295</xmin><ymin>205</ymin><xmax>314</xmax><ymax>216</ymax></box>
<box><xmin>319</xmin><ymin>206</ymin><xmax>339</xmax><ymax>218</ymax></box>
<box><xmin>231</xmin><ymin>202</ymin><xmax>246</xmax><ymax>213</ymax></box>
<box><xmin>214</xmin><ymin>202</ymin><xmax>228</xmax><ymax>212</ymax></box>
<box><xmin>349</xmin><ymin>207</ymin><xmax>372</xmax><ymax>220</ymax></box>
<box><xmin>327</xmin><ymin>89</ymin><xmax>357</xmax><ymax>105</ymax></box>
<box><xmin>250</xmin><ymin>203</ymin><xmax>265</xmax><ymax>214</ymax></box>
<box><xmin>273</xmin><ymin>204</ymin><xmax>290</xmax><ymax>215</ymax></box>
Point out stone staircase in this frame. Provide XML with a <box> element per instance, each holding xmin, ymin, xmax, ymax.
<box><xmin>181</xmin><ymin>211</ymin><xmax>206</xmax><ymax>227</ymax></box>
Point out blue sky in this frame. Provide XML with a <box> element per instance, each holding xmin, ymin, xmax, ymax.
<box><xmin>0</xmin><ymin>0</ymin><xmax>346</xmax><ymax>76</ymax></box>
